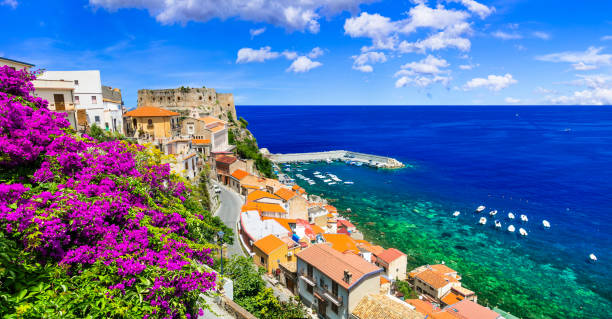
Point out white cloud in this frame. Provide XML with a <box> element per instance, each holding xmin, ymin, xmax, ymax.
<box><xmin>448</xmin><ymin>0</ymin><xmax>494</xmax><ymax>19</ymax></box>
<box><xmin>534</xmin><ymin>87</ymin><xmax>556</xmax><ymax>95</ymax></box>
<box><xmin>249</xmin><ymin>27</ymin><xmax>266</xmax><ymax>38</ymax></box>
<box><xmin>308</xmin><ymin>47</ymin><xmax>325</xmax><ymax>59</ymax></box>
<box><xmin>602</xmin><ymin>35</ymin><xmax>612</xmax><ymax>41</ymax></box>
<box><xmin>459</xmin><ymin>63</ymin><xmax>478</xmax><ymax>70</ymax></box>
<box><xmin>286</xmin><ymin>56</ymin><xmax>322</xmax><ymax>73</ymax></box>
<box><xmin>399</xmin><ymin>22</ymin><xmax>472</xmax><ymax>53</ymax></box>
<box><xmin>492</xmin><ymin>30</ymin><xmax>522</xmax><ymax>40</ymax></box>
<box><xmin>400</xmin><ymin>3</ymin><xmax>470</xmax><ymax>34</ymax></box>
<box><xmin>532</xmin><ymin>31</ymin><xmax>550</xmax><ymax>40</ymax></box>
<box><xmin>352</xmin><ymin>51</ymin><xmax>387</xmax><ymax>72</ymax></box>
<box><xmin>572</xmin><ymin>62</ymin><xmax>597</xmax><ymax>71</ymax></box>
<box><xmin>547</xmin><ymin>74</ymin><xmax>612</xmax><ymax>105</ymax></box>
<box><xmin>1</xmin><ymin>0</ymin><xmax>17</xmax><ymax>8</ymax></box>
<box><xmin>282</xmin><ymin>50</ymin><xmax>298</xmax><ymax>60</ymax></box>
<box><xmin>89</xmin><ymin>0</ymin><xmax>373</xmax><ymax>33</ymax></box>
<box><xmin>394</xmin><ymin>55</ymin><xmax>452</xmax><ymax>88</ymax></box>
<box><xmin>463</xmin><ymin>73</ymin><xmax>517</xmax><ymax>91</ymax></box>
<box><xmin>505</xmin><ymin>97</ymin><xmax>521</xmax><ymax>104</ymax></box>
<box><xmin>344</xmin><ymin>12</ymin><xmax>398</xmax><ymax>50</ymax></box>
<box><xmin>236</xmin><ymin>46</ymin><xmax>280</xmax><ymax>63</ymax></box>
<box><xmin>536</xmin><ymin>46</ymin><xmax>612</xmax><ymax>70</ymax></box>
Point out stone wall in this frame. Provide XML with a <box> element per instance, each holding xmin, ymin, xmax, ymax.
<box><xmin>137</xmin><ymin>87</ymin><xmax>236</xmax><ymax>121</ymax></box>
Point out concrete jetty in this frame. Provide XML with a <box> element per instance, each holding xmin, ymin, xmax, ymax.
<box><xmin>267</xmin><ymin>150</ymin><xmax>404</xmax><ymax>169</ymax></box>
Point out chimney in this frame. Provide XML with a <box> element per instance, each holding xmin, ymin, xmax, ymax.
<box><xmin>343</xmin><ymin>269</ymin><xmax>352</xmax><ymax>284</ymax></box>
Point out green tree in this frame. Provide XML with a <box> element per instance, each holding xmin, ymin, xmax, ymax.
<box><xmin>238</xmin><ymin>116</ymin><xmax>249</xmax><ymax>128</ymax></box>
<box><xmin>395</xmin><ymin>280</ymin><xmax>418</xmax><ymax>299</ymax></box>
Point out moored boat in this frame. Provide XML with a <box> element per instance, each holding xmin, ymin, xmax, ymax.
<box><xmin>475</xmin><ymin>205</ymin><xmax>486</xmax><ymax>213</ymax></box>
<box><xmin>508</xmin><ymin>212</ymin><xmax>515</xmax><ymax>219</ymax></box>
<box><xmin>489</xmin><ymin>210</ymin><xmax>498</xmax><ymax>216</ymax></box>
<box><xmin>479</xmin><ymin>217</ymin><xmax>487</xmax><ymax>225</ymax></box>
<box><xmin>507</xmin><ymin>225</ymin><xmax>516</xmax><ymax>232</ymax></box>
<box><xmin>589</xmin><ymin>253</ymin><xmax>598</xmax><ymax>262</ymax></box>
<box><xmin>519</xmin><ymin>228</ymin><xmax>528</xmax><ymax>236</ymax></box>
<box><xmin>520</xmin><ymin>214</ymin><xmax>528</xmax><ymax>222</ymax></box>
<box><xmin>495</xmin><ymin>220</ymin><xmax>502</xmax><ymax>228</ymax></box>
<box><xmin>453</xmin><ymin>211</ymin><xmax>461</xmax><ymax>217</ymax></box>
<box><xmin>542</xmin><ymin>220</ymin><xmax>551</xmax><ymax>228</ymax></box>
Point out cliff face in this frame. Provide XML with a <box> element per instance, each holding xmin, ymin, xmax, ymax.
<box><xmin>137</xmin><ymin>87</ymin><xmax>236</xmax><ymax>121</ymax></box>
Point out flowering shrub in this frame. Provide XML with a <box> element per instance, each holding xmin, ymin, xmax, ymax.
<box><xmin>0</xmin><ymin>66</ymin><xmax>218</xmax><ymax>318</ymax></box>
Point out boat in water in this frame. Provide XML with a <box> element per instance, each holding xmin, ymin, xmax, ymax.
<box><xmin>589</xmin><ymin>253</ymin><xmax>598</xmax><ymax>262</ymax></box>
<box><xmin>453</xmin><ymin>211</ymin><xmax>461</xmax><ymax>217</ymax></box>
<box><xmin>489</xmin><ymin>210</ymin><xmax>498</xmax><ymax>216</ymax></box>
<box><xmin>328</xmin><ymin>182</ymin><xmax>337</xmax><ymax>185</ymax></box>
<box><xmin>344</xmin><ymin>181</ymin><xmax>354</xmax><ymax>184</ymax></box>
<box><xmin>475</xmin><ymin>205</ymin><xmax>486</xmax><ymax>213</ymax></box>
<box><xmin>508</xmin><ymin>212</ymin><xmax>515</xmax><ymax>219</ymax></box>
<box><xmin>495</xmin><ymin>220</ymin><xmax>502</xmax><ymax>228</ymax></box>
<box><xmin>542</xmin><ymin>220</ymin><xmax>551</xmax><ymax>228</ymax></box>
<box><xmin>519</xmin><ymin>228</ymin><xmax>528</xmax><ymax>236</ymax></box>
<box><xmin>326</xmin><ymin>158</ymin><xmax>332</xmax><ymax>164</ymax></box>
<box><xmin>479</xmin><ymin>217</ymin><xmax>487</xmax><ymax>225</ymax></box>
<box><xmin>507</xmin><ymin>225</ymin><xmax>516</xmax><ymax>232</ymax></box>
<box><xmin>323</xmin><ymin>179</ymin><xmax>332</xmax><ymax>183</ymax></box>
<box><xmin>520</xmin><ymin>214</ymin><xmax>528</xmax><ymax>222</ymax></box>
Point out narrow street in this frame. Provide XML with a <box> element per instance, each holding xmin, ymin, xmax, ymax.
<box><xmin>213</xmin><ymin>182</ymin><xmax>245</xmax><ymax>257</ymax></box>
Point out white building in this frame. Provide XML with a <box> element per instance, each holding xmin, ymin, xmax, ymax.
<box><xmin>31</xmin><ymin>78</ymin><xmax>79</xmax><ymax>130</ymax></box>
<box><xmin>38</xmin><ymin>70</ymin><xmax>123</xmax><ymax>133</ymax></box>
<box><xmin>0</xmin><ymin>57</ymin><xmax>34</xmax><ymax>71</ymax></box>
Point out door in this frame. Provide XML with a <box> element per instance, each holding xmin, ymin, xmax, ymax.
<box><xmin>53</xmin><ymin>94</ymin><xmax>65</xmax><ymax>111</ymax></box>
<box><xmin>318</xmin><ymin>299</ymin><xmax>326</xmax><ymax>317</ymax></box>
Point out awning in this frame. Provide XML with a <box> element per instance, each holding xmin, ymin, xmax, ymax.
<box><xmin>300</xmin><ymin>275</ymin><xmax>315</xmax><ymax>286</ymax></box>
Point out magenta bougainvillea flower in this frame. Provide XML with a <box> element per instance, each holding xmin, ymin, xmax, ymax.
<box><xmin>0</xmin><ymin>66</ymin><xmax>216</xmax><ymax>318</ymax></box>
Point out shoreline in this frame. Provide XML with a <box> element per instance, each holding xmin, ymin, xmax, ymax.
<box><xmin>267</xmin><ymin>150</ymin><xmax>405</xmax><ymax>169</ymax></box>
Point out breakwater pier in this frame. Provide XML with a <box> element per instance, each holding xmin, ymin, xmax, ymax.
<box><xmin>267</xmin><ymin>150</ymin><xmax>404</xmax><ymax>169</ymax></box>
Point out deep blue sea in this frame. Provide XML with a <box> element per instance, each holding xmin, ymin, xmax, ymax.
<box><xmin>237</xmin><ymin>105</ymin><xmax>612</xmax><ymax>318</ymax></box>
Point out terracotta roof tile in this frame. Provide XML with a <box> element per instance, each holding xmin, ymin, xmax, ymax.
<box><xmin>247</xmin><ymin>190</ymin><xmax>281</xmax><ymax>202</ymax></box>
<box><xmin>322</xmin><ymin>233</ymin><xmax>359</xmax><ymax>254</ymax></box>
<box><xmin>192</xmin><ymin>139</ymin><xmax>211</xmax><ymax>145</ymax></box>
<box><xmin>338</xmin><ymin>219</ymin><xmax>356</xmax><ymax>229</ymax></box>
<box><xmin>124</xmin><ymin>106</ymin><xmax>179</xmax><ymax>117</ymax></box>
<box><xmin>200</xmin><ymin>116</ymin><xmax>225</xmax><ymax>125</ymax></box>
<box><xmin>261</xmin><ymin>217</ymin><xmax>296</xmax><ymax>232</ymax></box>
<box><xmin>430</xmin><ymin>264</ymin><xmax>457</xmax><ymax>275</ymax></box>
<box><xmin>441</xmin><ymin>291</ymin><xmax>464</xmax><ymax>306</ymax></box>
<box><xmin>231</xmin><ymin>169</ymin><xmax>249</xmax><ymax>180</ymax></box>
<box><xmin>274</xmin><ymin>188</ymin><xmax>298</xmax><ymax>201</ymax></box>
<box><xmin>296</xmin><ymin>244</ymin><xmax>382</xmax><ymax>290</ymax></box>
<box><xmin>443</xmin><ymin>300</ymin><xmax>501</xmax><ymax>319</ymax></box>
<box><xmin>377</xmin><ymin>248</ymin><xmax>406</xmax><ymax>264</ymax></box>
<box><xmin>351</xmin><ymin>294</ymin><xmax>425</xmax><ymax>319</ymax></box>
<box><xmin>405</xmin><ymin>299</ymin><xmax>437</xmax><ymax>316</ymax></box>
<box><xmin>253</xmin><ymin>234</ymin><xmax>286</xmax><ymax>255</ymax></box>
<box><xmin>210</xmin><ymin>125</ymin><xmax>225</xmax><ymax>133</ymax></box>
<box><xmin>415</xmin><ymin>270</ymin><xmax>451</xmax><ymax>289</ymax></box>
<box><xmin>216</xmin><ymin>155</ymin><xmax>237</xmax><ymax>164</ymax></box>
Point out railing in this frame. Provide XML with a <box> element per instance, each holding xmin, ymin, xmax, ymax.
<box><xmin>316</xmin><ymin>286</ymin><xmax>342</xmax><ymax>306</ymax></box>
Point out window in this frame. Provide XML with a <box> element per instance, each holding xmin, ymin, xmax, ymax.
<box><xmin>92</xmin><ymin>96</ymin><xmax>97</xmax><ymax>104</ymax></box>
<box><xmin>307</xmin><ymin>264</ymin><xmax>313</xmax><ymax>278</ymax></box>
<box><xmin>332</xmin><ymin>282</ymin><xmax>338</xmax><ymax>297</ymax></box>
<box><xmin>105</xmin><ymin>122</ymin><xmax>109</xmax><ymax>130</ymax></box>
<box><xmin>331</xmin><ymin>304</ymin><xmax>338</xmax><ymax>314</ymax></box>
<box><xmin>177</xmin><ymin>97</ymin><xmax>181</xmax><ymax>101</ymax></box>
<box><xmin>209</xmin><ymin>96</ymin><xmax>212</xmax><ymax>101</ymax></box>
<box><xmin>147</xmin><ymin>119</ymin><xmax>153</xmax><ymax>125</ymax></box>
<box><xmin>185</xmin><ymin>162</ymin><xmax>188</xmax><ymax>170</ymax></box>
<box><xmin>320</xmin><ymin>278</ymin><xmax>325</xmax><ymax>287</ymax></box>
<box><xmin>74</xmin><ymin>80</ymin><xmax>79</xmax><ymax>85</ymax></box>
<box><xmin>306</xmin><ymin>285</ymin><xmax>313</xmax><ymax>294</ymax></box>
<box><xmin>94</xmin><ymin>116</ymin><xmax>100</xmax><ymax>123</ymax></box>
<box><xmin>260</xmin><ymin>256</ymin><xmax>265</xmax><ymax>265</ymax></box>
<box><xmin>199</xmin><ymin>96</ymin><xmax>202</xmax><ymax>100</ymax></box>
<box><xmin>75</xmin><ymin>96</ymin><xmax>80</xmax><ymax>104</ymax></box>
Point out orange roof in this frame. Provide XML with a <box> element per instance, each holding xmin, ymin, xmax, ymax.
<box><xmin>406</xmin><ymin>299</ymin><xmax>437</xmax><ymax>316</ymax></box>
<box><xmin>262</xmin><ymin>217</ymin><xmax>296</xmax><ymax>232</ymax></box>
<box><xmin>253</xmin><ymin>234</ymin><xmax>286</xmax><ymax>255</ymax></box>
<box><xmin>322</xmin><ymin>233</ymin><xmax>359</xmax><ymax>254</ymax></box>
<box><xmin>274</xmin><ymin>188</ymin><xmax>297</xmax><ymax>201</ymax></box>
<box><xmin>415</xmin><ymin>270</ymin><xmax>451</xmax><ymax>289</ymax></box>
<box><xmin>296</xmin><ymin>244</ymin><xmax>382</xmax><ymax>289</ymax></box>
<box><xmin>216</xmin><ymin>155</ymin><xmax>237</xmax><ymax>164</ymax></box>
<box><xmin>442</xmin><ymin>300</ymin><xmax>500</xmax><ymax>319</ymax></box>
<box><xmin>231</xmin><ymin>169</ymin><xmax>249</xmax><ymax>180</ymax></box>
<box><xmin>441</xmin><ymin>291</ymin><xmax>464</xmax><ymax>306</ymax></box>
<box><xmin>380</xmin><ymin>277</ymin><xmax>390</xmax><ymax>285</ymax></box>
<box><xmin>291</xmin><ymin>185</ymin><xmax>300</xmax><ymax>190</ymax></box>
<box><xmin>192</xmin><ymin>139</ymin><xmax>211</xmax><ymax>145</ymax></box>
<box><xmin>200</xmin><ymin>116</ymin><xmax>225</xmax><ymax>125</ymax></box>
<box><xmin>124</xmin><ymin>106</ymin><xmax>179</xmax><ymax>117</ymax></box>
<box><xmin>431</xmin><ymin>311</ymin><xmax>459</xmax><ymax>319</ymax></box>
<box><xmin>242</xmin><ymin>202</ymin><xmax>286</xmax><ymax>214</ymax></box>
<box><xmin>377</xmin><ymin>248</ymin><xmax>406</xmax><ymax>264</ymax></box>
<box><xmin>210</xmin><ymin>125</ymin><xmax>225</xmax><ymax>133</ymax></box>
<box><xmin>430</xmin><ymin>264</ymin><xmax>457</xmax><ymax>275</ymax></box>
<box><xmin>338</xmin><ymin>219</ymin><xmax>356</xmax><ymax>229</ymax></box>
<box><xmin>247</xmin><ymin>190</ymin><xmax>281</xmax><ymax>202</ymax></box>
<box><xmin>325</xmin><ymin>205</ymin><xmax>337</xmax><ymax>213</ymax></box>
<box><xmin>311</xmin><ymin>224</ymin><xmax>325</xmax><ymax>235</ymax></box>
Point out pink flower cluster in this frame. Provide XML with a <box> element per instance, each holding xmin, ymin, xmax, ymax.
<box><xmin>0</xmin><ymin>66</ymin><xmax>215</xmax><ymax>318</ymax></box>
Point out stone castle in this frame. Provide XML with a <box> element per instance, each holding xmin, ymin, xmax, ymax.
<box><xmin>137</xmin><ymin>87</ymin><xmax>236</xmax><ymax>121</ymax></box>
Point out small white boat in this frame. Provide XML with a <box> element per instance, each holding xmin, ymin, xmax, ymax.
<box><xmin>323</xmin><ymin>179</ymin><xmax>332</xmax><ymax>183</ymax></box>
<box><xmin>507</xmin><ymin>225</ymin><xmax>516</xmax><ymax>232</ymax></box>
<box><xmin>479</xmin><ymin>217</ymin><xmax>487</xmax><ymax>225</ymax></box>
<box><xmin>453</xmin><ymin>211</ymin><xmax>461</xmax><ymax>217</ymax></box>
<box><xmin>326</xmin><ymin>159</ymin><xmax>332</xmax><ymax>164</ymax></box>
<box><xmin>328</xmin><ymin>182</ymin><xmax>337</xmax><ymax>185</ymax></box>
<box><xmin>508</xmin><ymin>212</ymin><xmax>515</xmax><ymax>219</ymax></box>
<box><xmin>589</xmin><ymin>253</ymin><xmax>598</xmax><ymax>262</ymax></box>
<box><xmin>308</xmin><ymin>181</ymin><xmax>315</xmax><ymax>185</ymax></box>
<box><xmin>344</xmin><ymin>181</ymin><xmax>354</xmax><ymax>185</ymax></box>
<box><xmin>475</xmin><ymin>205</ymin><xmax>486</xmax><ymax>213</ymax></box>
<box><xmin>542</xmin><ymin>220</ymin><xmax>551</xmax><ymax>228</ymax></box>
<box><xmin>520</xmin><ymin>214</ymin><xmax>528</xmax><ymax>222</ymax></box>
<box><xmin>495</xmin><ymin>220</ymin><xmax>502</xmax><ymax>228</ymax></box>
<box><xmin>519</xmin><ymin>228</ymin><xmax>528</xmax><ymax>236</ymax></box>
<box><xmin>313</xmin><ymin>171</ymin><xmax>320</xmax><ymax>175</ymax></box>
<box><xmin>489</xmin><ymin>210</ymin><xmax>498</xmax><ymax>216</ymax></box>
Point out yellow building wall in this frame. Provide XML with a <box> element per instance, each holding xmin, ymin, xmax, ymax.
<box><xmin>133</xmin><ymin>116</ymin><xmax>173</xmax><ymax>139</ymax></box>
<box><xmin>253</xmin><ymin>244</ymin><xmax>288</xmax><ymax>274</ymax></box>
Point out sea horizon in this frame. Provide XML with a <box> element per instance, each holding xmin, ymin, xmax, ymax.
<box><xmin>239</xmin><ymin>104</ymin><xmax>612</xmax><ymax>319</ymax></box>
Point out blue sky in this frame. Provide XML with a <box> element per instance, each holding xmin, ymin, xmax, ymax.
<box><xmin>1</xmin><ymin>0</ymin><xmax>612</xmax><ymax>105</ymax></box>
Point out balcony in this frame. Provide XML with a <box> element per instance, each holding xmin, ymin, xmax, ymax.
<box><xmin>316</xmin><ymin>286</ymin><xmax>342</xmax><ymax>307</ymax></box>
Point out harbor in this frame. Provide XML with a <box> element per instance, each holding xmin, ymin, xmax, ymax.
<box><xmin>267</xmin><ymin>150</ymin><xmax>405</xmax><ymax>169</ymax></box>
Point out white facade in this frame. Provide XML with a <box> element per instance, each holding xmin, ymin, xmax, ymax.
<box><xmin>0</xmin><ymin>57</ymin><xmax>33</xmax><ymax>71</ymax></box>
<box><xmin>39</xmin><ymin>70</ymin><xmax>123</xmax><ymax>133</ymax></box>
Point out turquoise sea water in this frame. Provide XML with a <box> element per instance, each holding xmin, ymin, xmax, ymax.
<box><xmin>237</xmin><ymin>105</ymin><xmax>612</xmax><ymax>319</ymax></box>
